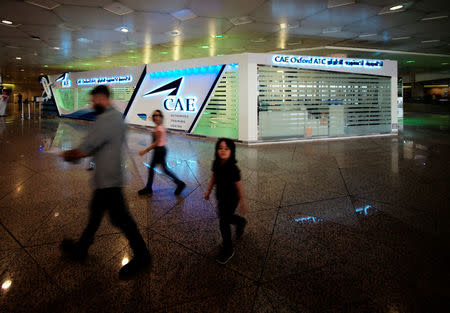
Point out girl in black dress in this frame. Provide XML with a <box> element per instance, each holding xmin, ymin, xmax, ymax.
<box><xmin>204</xmin><ymin>138</ymin><xmax>248</xmax><ymax>264</ymax></box>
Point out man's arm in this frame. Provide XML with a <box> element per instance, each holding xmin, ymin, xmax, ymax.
<box><xmin>61</xmin><ymin>119</ymin><xmax>108</xmax><ymax>162</ymax></box>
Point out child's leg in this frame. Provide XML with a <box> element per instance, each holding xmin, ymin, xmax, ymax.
<box><xmin>229</xmin><ymin>214</ymin><xmax>246</xmax><ymax>226</ymax></box>
<box><xmin>160</xmin><ymin>161</ymin><xmax>182</xmax><ymax>184</ymax></box>
<box><xmin>218</xmin><ymin>206</ymin><xmax>233</xmax><ymax>251</ymax></box>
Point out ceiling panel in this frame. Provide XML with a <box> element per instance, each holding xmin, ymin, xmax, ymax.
<box><xmin>300</xmin><ymin>3</ymin><xmax>382</xmax><ymax>28</ymax></box>
<box><xmin>120</xmin><ymin>0</ymin><xmax>188</xmax><ymax>13</ymax></box>
<box><xmin>122</xmin><ymin>12</ymin><xmax>178</xmax><ymax>33</ymax></box>
<box><xmin>251</xmin><ymin>0</ymin><xmax>328</xmax><ymax>23</ymax></box>
<box><xmin>225</xmin><ymin>22</ymin><xmax>280</xmax><ymax>37</ymax></box>
<box><xmin>57</xmin><ymin>0</ymin><xmax>112</xmax><ymax>6</ymax></box>
<box><xmin>18</xmin><ymin>24</ymin><xmax>71</xmax><ymax>41</ymax></box>
<box><xmin>0</xmin><ymin>0</ymin><xmax>449</xmax><ymax>81</ymax></box>
<box><xmin>343</xmin><ymin>10</ymin><xmax>425</xmax><ymax>34</ymax></box>
<box><xmin>190</xmin><ymin>0</ymin><xmax>264</xmax><ymax>18</ymax></box>
<box><xmin>413</xmin><ymin>0</ymin><xmax>450</xmax><ymax>12</ymax></box>
<box><xmin>0</xmin><ymin>0</ymin><xmax>62</xmax><ymax>26</ymax></box>
<box><xmin>53</xmin><ymin>5</ymin><xmax>122</xmax><ymax>29</ymax></box>
<box><xmin>177</xmin><ymin>17</ymin><xmax>233</xmax><ymax>40</ymax></box>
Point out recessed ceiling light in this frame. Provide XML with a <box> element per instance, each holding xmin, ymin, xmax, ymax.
<box><xmin>217</xmin><ymin>54</ymin><xmax>224</xmax><ymax>56</ymax></box>
<box><xmin>1</xmin><ymin>280</ymin><xmax>12</xmax><ymax>290</ymax></box>
<box><xmin>115</xmin><ymin>26</ymin><xmax>129</xmax><ymax>33</ymax></box>
<box><xmin>105</xmin><ymin>60</ymin><xmax>112</xmax><ymax>63</ymax></box>
<box><xmin>421</xmin><ymin>39</ymin><xmax>440</xmax><ymax>43</ymax></box>
<box><xmin>103</xmin><ymin>2</ymin><xmax>133</xmax><ymax>16</ymax></box>
<box><xmin>406</xmin><ymin>60</ymin><xmax>415</xmax><ymax>63</ymax></box>
<box><xmin>15</xmin><ymin>57</ymin><xmax>22</xmax><ymax>60</ymax></box>
<box><xmin>171</xmin><ymin>9</ymin><xmax>196</xmax><ymax>21</ymax></box>
<box><xmin>327</xmin><ymin>0</ymin><xmax>356</xmax><ymax>8</ymax></box>
<box><xmin>215</xmin><ymin>35</ymin><xmax>223</xmax><ymax>38</ymax></box>
<box><xmin>390</xmin><ymin>5</ymin><xmax>404</xmax><ymax>11</ymax></box>
<box><xmin>359</xmin><ymin>33</ymin><xmax>377</xmax><ymax>38</ymax></box>
<box><xmin>391</xmin><ymin>36</ymin><xmax>410</xmax><ymax>40</ymax></box>
<box><xmin>1</xmin><ymin>19</ymin><xmax>13</xmax><ymax>25</ymax></box>
<box><xmin>166</xmin><ymin>29</ymin><xmax>181</xmax><ymax>36</ymax></box>
<box><xmin>77</xmin><ymin>38</ymin><xmax>93</xmax><ymax>43</ymax></box>
<box><xmin>25</xmin><ymin>0</ymin><xmax>60</xmax><ymax>10</ymax></box>
<box><xmin>230</xmin><ymin>16</ymin><xmax>253</xmax><ymax>26</ymax></box>
<box><xmin>161</xmin><ymin>51</ymin><xmax>169</xmax><ymax>54</ymax></box>
<box><xmin>280</xmin><ymin>23</ymin><xmax>287</xmax><ymax>30</ymax></box>
<box><xmin>201</xmin><ymin>45</ymin><xmax>209</xmax><ymax>49</ymax></box>
<box><xmin>379</xmin><ymin>4</ymin><xmax>407</xmax><ymax>15</ymax></box>
<box><xmin>53</xmin><ymin>46</ymin><xmax>60</xmax><ymax>50</ymax></box>
<box><xmin>20</xmin><ymin>69</ymin><xmax>24</xmax><ymax>71</ymax></box>
<box><xmin>421</xmin><ymin>13</ymin><xmax>448</xmax><ymax>21</ymax></box>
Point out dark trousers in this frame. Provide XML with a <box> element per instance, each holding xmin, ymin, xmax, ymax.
<box><xmin>79</xmin><ymin>188</ymin><xmax>148</xmax><ymax>257</ymax></box>
<box><xmin>145</xmin><ymin>146</ymin><xmax>181</xmax><ymax>189</ymax></box>
<box><xmin>218</xmin><ymin>201</ymin><xmax>246</xmax><ymax>251</ymax></box>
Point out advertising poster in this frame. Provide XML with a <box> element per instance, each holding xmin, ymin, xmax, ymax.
<box><xmin>47</xmin><ymin>65</ymin><xmax>145</xmax><ymax>120</ymax></box>
<box><xmin>125</xmin><ymin>64</ymin><xmax>225</xmax><ymax>132</ymax></box>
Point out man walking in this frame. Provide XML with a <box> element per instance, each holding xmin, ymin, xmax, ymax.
<box><xmin>60</xmin><ymin>85</ymin><xmax>150</xmax><ymax>279</ymax></box>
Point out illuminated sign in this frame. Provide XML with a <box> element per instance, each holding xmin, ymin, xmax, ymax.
<box><xmin>126</xmin><ymin>64</ymin><xmax>226</xmax><ymax>131</ymax></box>
<box><xmin>76</xmin><ymin>75</ymin><xmax>133</xmax><ymax>86</ymax></box>
<box><xmin>272</xmin><ymin>55</ymin><xmax>383</xmax><ymax>69</ymax></box>
<box><xmin>142</xmin><ymin>77</ymin><xmax>198</xmax><ymax>113</ymax></box>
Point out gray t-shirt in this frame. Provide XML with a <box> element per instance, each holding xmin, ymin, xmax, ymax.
<box><xmin>78</xmin><ymin>107</ymin><xmax>125</xmax><ymax>189</ymax></box>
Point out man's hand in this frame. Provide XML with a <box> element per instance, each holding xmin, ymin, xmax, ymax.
<box><xmin>139</xmin><ymin>149</ymin><xmax>147</xmax><ymax>156</ymax></box>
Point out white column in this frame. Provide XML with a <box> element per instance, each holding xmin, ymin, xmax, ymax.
<box><xmin>391</xmin><ymin>75</ymin><xmax>398</xmax><ymax>133</ymax></box>
<box><xmin>238</xmin><ymin>56</ymin><xmax>258</xmax><ymax>142</ymax></box>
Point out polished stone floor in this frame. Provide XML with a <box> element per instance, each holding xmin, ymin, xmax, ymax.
<box><xmin>0</xmin><ymin>113</ymin><xmax>449</xmax><ymax>312</ymax></box>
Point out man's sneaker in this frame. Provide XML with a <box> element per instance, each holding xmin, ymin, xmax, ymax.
<box><xmin>60</xmin><ymin>239</ymin><xmax>88</xmax><ymax>261</ymax></box>
<box><xmin>119</xmin><ymin>254</ymin><xmax>151</xmax><ymax>280</ymax></box>
<box><xmin>236</xmin><ymin>218</ymin><xmax>247</xmax><ymax>239</ymax></box>
<box><xmin>174</xmin><ymin>182</ymin><xmax>186</xmax><ymax>195</ymax></box>
<box><xmin>138</xmin><ymin>188</ymin><xmax>152</xmax><ymax>195</ymax></box>
<box><xmin>216</xmin><ymin>248</ymin><xmax>235</xmax><ymax>265</ymax></box>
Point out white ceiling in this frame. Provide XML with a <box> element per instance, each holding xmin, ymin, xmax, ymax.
<box><xmin>0</xmin><ymin>0</ymin><xmax>449</xmax><ymax>82</ymax></box>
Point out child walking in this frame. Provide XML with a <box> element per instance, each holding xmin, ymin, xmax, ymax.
<box><xmin>138</xmin><ymin>110</ymin><xmax>186</xmax><ymax>195</ymax></box>
<box><xmin>204</xmin><ymin>138</ymin><xmax>248</xmax><ymax>264</ymax></box>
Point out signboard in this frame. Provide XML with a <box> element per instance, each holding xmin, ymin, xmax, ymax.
<box><xmin>125</xmin><ymin>64</ymin><xmax>225</xmax><ymax>132</ymax></box>
<box><xmin>272</xmin><ymin>55</ymin><xmax>383</xmax><ymax>69</ymax></box>
<box><xmin>46</xmin><ymin>65</ymin><xmax>145</xmax><ymax>120</ymax></box>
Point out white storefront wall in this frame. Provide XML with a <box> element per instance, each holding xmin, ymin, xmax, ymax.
<box><xmin>47</xmin><ymin>53</ymin><xmax>398</xmax><ymax>143</ymax></box>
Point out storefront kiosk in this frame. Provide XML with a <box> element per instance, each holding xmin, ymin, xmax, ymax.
<box><xmin>46</xmin><ymin>53</ymin><xmax>398</xmax><ymax>143</ymax></box>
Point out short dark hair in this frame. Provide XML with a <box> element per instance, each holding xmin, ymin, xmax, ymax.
<box><xmin>90</xmin><ymin>85</ymin><xmax>110</xmax><ymax>98</ymax></box>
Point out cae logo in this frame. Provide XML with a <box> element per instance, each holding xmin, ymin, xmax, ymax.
<box><xmin>143</xmin><ymin>77</ymin><xmax>198</xmax><ymax>113</ymax></box>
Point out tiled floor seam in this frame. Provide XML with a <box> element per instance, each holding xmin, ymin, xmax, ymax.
<box><xmin>146</xmin><ymin>184</ymin><xmax>202</xmax><ymax>229</ymax></box>
<box><xmin>147</xmin><ymin>228</ymin><xmax>258</xmax><ymax>283</ymax></box>
<box><xmin>279</xmin><ymin>194</ymin><xmax>350</xmax><ymax>209</ymax></box>
<box><xmin>152</xmin><ymin>284</ymin><xmax>258</xmax><ymax>313</ymax></box>
<box><xmin>0</xmin><ymin>172</ymin><xmax>39</xmax><ymax>203</ymax></box>
<box><xmin>256</xmin><ymin>205</ymin><xmax>281</xmax><ymax>284</ymax></box>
